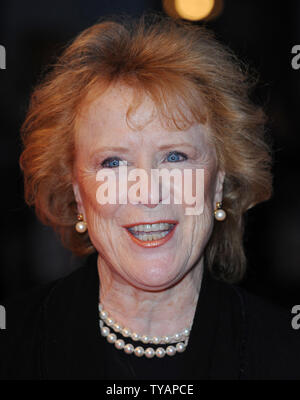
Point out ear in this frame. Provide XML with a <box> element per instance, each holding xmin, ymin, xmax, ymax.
<box><xmin>213</xmin><ymin>169</ymin><xmax>226</xmax><ymax>206</ymax></box>
<box><xmin>72</xmin><ymin>180</ymin><xmax>85</xmax><ymax>216</ymax></box>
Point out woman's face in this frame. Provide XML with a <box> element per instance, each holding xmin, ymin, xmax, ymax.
<box><xmin>73</xmin><ymin>84</ymin><xmax>225</xmax><ymax>291</ymax></box>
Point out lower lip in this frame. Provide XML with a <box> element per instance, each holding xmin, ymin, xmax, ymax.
<box><xmin>124</xmin><ymin>225</ymin><xmax>178</xmax><ymax>248</ymax></box>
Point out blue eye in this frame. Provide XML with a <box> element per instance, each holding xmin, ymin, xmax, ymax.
<box><xmin>166</xmin><ymin>151</ymin><xmax>187</xmax><ymax>162</ymax></box>
<box><xmin>100</xmin><ymin>152</ymin><xmax>187</xmax><ymax>168</ymax></box>
<box><xmin>101</xmin><ymin>157</ymin><xmax>127</xmax><ymax>168</ymax></box>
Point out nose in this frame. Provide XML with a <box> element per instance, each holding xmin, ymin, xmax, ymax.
<box><xmin>127</xmin><ymin>161</ymin><xmax>169</xmax><ymax>208</ymax></box>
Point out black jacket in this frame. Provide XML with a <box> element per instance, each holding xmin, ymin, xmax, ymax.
<box><xmin>0</xmin><ymin>255</ymin><xmax>299</xmax><ymax>380</ymax></box>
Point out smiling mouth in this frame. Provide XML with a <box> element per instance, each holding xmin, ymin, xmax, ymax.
<box><xmin>122</xmin><ymin>220</ymin><xmax>178</xmax><ymax>248</ymax></box>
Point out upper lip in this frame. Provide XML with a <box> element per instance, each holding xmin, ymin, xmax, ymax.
<box><xmin>122</xmin><ymin>220</ymin><xmax>178</xmax><ymax>228</ymax></box>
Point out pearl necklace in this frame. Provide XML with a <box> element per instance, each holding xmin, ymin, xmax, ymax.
<box><xmin>98</xmin><ymin>303</ymin><xmax>191</xmax><ymax>358</ymax></box>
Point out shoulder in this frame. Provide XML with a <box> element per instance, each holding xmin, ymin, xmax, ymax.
<box><xmin>209</xmin><ymin>274</ymin><xmax>296</xmax><ymax>334</ymax></box>
<box><xmin>0</xmin><ymin>280</ymin><xmax>56</xmax><ymax>379</ymax></box>
<box><xmin>2</xmin><ymin>258</ymin><xmax>93</xmax><ymax>331</ymax></box>
<box><xmin>214</xmin><ymin>278</ymin><xmax>300</xmax><ymax>379</ymax></box>
<box><xmin>0</xmin><ymin>257</ymin><xmax>95</xmax><ymax>379</ymax></box>
<box><xmin>241</xmin><ymin>286</ymin><xmax>300</xmax><ymax>379</ymax></box>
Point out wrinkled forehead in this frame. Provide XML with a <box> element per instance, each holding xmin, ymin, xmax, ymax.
<box><xmin>74</xmin><ymin>81</ymin><xmax>215</xmax><ymax>153</ymax></box>
<box><xmin>76</xmin><ymin>77</ymin><xmax>208</xmax><ymax>125</ymax></box>
<box><xmin>76</xmin><ymin>83</ymin><xmax>154</xmax><ymax>134</ymax></box>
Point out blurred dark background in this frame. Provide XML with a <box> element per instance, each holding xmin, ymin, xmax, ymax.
<box><xmin>0</xmin><ymin>0</ymin><xmax>299</xmax><ymax>308</ymax></box>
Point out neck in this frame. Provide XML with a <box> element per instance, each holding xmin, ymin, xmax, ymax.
<box><xmin>97</xmin><ymin>256</ymin><xmax>204</xmax><ymax>338</ymax></box>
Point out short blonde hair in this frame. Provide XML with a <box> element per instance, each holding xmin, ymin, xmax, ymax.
<box><xmin>20</xmin><ymin>14</ymin><xmax>272</xmax><ymax>283</ymax></box>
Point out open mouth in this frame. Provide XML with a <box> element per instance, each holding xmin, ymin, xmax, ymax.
<box><xmin>122</xmin><ymin>220</ymin><xmax>178</xmax><ymax>248</ymax></box>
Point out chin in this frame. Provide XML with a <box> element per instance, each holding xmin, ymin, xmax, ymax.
<box><xmin>128</xmin><ymin>265</ymin><xmax>182</xmax><ymax>291</ymax></box>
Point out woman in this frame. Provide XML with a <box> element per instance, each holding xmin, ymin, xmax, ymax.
<box><xmin>1</xmin><ymin>14</ymin><xmax>299</xmax><ymax>380</ymax></box>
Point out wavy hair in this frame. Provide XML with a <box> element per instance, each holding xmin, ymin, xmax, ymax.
<box><xmin>20</xmin><ymin>14</ymin><xmax>272</xmax><ymax>283</ymax></box>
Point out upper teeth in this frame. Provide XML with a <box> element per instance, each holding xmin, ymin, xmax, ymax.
<box><xmin>128</xmin><ymin>223</ymin><xmax>175</xmax><ymax>232</ymax></box>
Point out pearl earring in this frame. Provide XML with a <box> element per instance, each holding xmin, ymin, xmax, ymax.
<box><xmin>75</xmin><ymin>213</ymin><xmax>87</xmax><ymax>233</ymax></box>
<box><xmin>214</xmin><ymin>202</ymin><xmax>227</xmax><ymax>221</ymax></box>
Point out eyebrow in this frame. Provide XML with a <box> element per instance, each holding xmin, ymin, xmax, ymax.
<box><xmin>157</xmin><ymin>143</ymin><xmax>196</xmax><ymax>151</ymax></box>
<box><xmin>93</xmin><ymin>143</ymin><xmax>197</xmax><ymax>153</ymax></box>
<box><xmin>93</xmin><ymin>146</ymin><xmax>130</xmax><ymax>153</ymax></box>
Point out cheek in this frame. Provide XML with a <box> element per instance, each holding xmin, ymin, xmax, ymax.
<box><xmin>204</xmin><ymin>169</ymin><xmax>216</xmax><ymax>208</ymax></box>
<box><xmin>180</xmin><ymin>168</ymin><xmax>215</xmax><ymax>211</ymax></box>
<box><xmin>79</xmin><ymin>176</ymin><xmax>118</xmax><ymax>221</ymax></box>
<box><xmin>182</xmin><ymin>169</ymin><xmax>216</xmax><ymax>240</ymax></box>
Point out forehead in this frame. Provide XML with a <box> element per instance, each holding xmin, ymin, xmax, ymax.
<box><xmin>74</xmin><ymin>83</ymin><xmax>213</xmax><ymax>150</ymax></box>
<box><xmin>76</xmin><ymin>84</ymin><xmax>153</xmax><ymax>134</ymax></box>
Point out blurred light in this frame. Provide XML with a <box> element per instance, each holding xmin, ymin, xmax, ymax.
<box><xmin>175</xmin><ymin>0</ymin><xmax>214</xmax><ymax>21</ymax></box>
<box><xmin>163</xmin><ymin>0</ymin><xmax>224</xmax><ymax>22</ymax></box>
